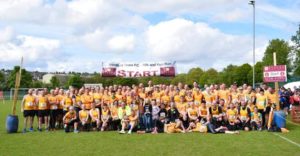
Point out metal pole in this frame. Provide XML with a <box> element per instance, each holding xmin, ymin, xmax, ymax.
<box><xmin>249</xmin><ymin>1</ymin><xmax>255</xmax><ymax>88</ymax></box>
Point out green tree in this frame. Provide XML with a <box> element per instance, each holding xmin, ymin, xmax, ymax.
<box><xmin>291</xmin><ymin>24</ymin><xmax>300</xmax><ymax>76</ymax></box>
<box><xmin>50</xmin><ymin>76</ymin><xmax>60</xmax><ymax>88</ymax></box>
<box><xmin>219</xmin><ymin>64</ymin><xmax>238</xmax><ymax>85</ymax></box>
<box><xmin>262</xmin><ymin>39</ymin><xmax>292</xmax><ymax>72</ymax></box>
<box><xmin>247</xmin><ymin>61</ymin><xmax>264</xmax><ymax>85</ymax></box>
<box><xmin>171</xmin><ymin>74</ymin><xmax>187</xmax><ymax>85</ymax></box>
<box><xmin>7</xmin><ymin>66</ymin><xmax>33</xmax><ymax>89</ymax></box>
<box><xmin>0</xmin><ymin>71</ymin><xmax>5</xmax><ymax>90</ymax></box>
<box><xmin>235</xmin><ymin>63</ymin><xmax>252</xmax><ymax>85</ymax></box>
<box><xmin>32</xmin><ymin>80</ymin><xmax>44</xmax><ymax>88</ymax></box>
<box><xmin>67</xmin><ymin>74</ymin><xmax>84</xmax><ymax>89</ymax></box>
<box><xmin>199</xmin><ymin>68</ymin><xmax>219</xmax><ymax>86</ymax></box>
<box><xmin>186</xmin><ymin>67</ymin><xmax>204</xmax><ymax>85</ymax></box>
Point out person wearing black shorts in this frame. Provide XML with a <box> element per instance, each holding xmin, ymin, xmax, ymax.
<box><xmin>48</xmin><ymin>89</ymin><xmax>59</xmax><ymax>131</ymax></box>
<box><xmin>21</xmin><ymin>89</ymin><xmax>36</xmax><ymax>133</ymax></box>
<box><xmin>37</xmin><ymin>90</ymin><xmax>50</xmax><ymax>132</ymax></box>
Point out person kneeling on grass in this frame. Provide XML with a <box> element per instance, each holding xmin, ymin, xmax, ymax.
<box><xmin>79</xmin><ymin>104</ymin><xmax>89</xmax><ymax>131</ymax></box>
<box><xmin>226</xmin><ymin>103</ymin><xmax>240</xmax><ymax>131</ymax></box>
<box><xmin>251</xmin><ymin>106</ymin><xmax>262</xmax><ymax>131</ymax></box>
<box><xmin>89</xmin><ymin>103</ymin><xmax>101</xmax><ymax>131</ymax></box>
<box><xmin>186</xmin><ymin>103</ymin><xmax>199</xmax><ymax>132</ymax></box>
<box><xmin>238</xmin><ymin>99</ymin><xmax>251</xmax><ymax>131</ymax></box>
<box><xmin>63</xmin><ymin>106</ymin><xmax>79</xmax><ymax>133</ymax></box>
<box><xmin>101</xmin><ymin>104</ymin><xmax>110</xmax><ymax>131</ymax></box>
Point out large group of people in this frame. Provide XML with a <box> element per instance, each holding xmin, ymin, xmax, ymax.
<box><xmin>21</xmin><ymin>81</ymin><xmax>299</xmax><ymax>134</ymax></box>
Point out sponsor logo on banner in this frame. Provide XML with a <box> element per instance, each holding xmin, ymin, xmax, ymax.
<box><xmin>263</xmin><ymin>65</ymin><xmax>287</xmax><ymax>82</ymax></box>
<box><xmin>101</xmin><ymin>62</ymin><xmax>176</xmax><ymax>77</ymax></box>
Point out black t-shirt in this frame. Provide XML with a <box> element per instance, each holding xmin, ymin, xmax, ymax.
<box><xmin>144</xmin><ymin>104</ymin><xmax>152</xmax><ymax>115</ymax></box>
<box><xmin>168</xmin><ymin>108</ymin><xmax>179</xmax><ymax>122</ymax></box>
<box><xmin>158</xmin><ymin>109</ymin><xmax>167</xmax><ymax>120</ymax></box>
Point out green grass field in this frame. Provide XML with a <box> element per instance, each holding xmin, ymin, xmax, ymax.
<box><xmin>0</xmin><ymin>100</ymin><xmax>299</xmax><ymax>156</ymax></box>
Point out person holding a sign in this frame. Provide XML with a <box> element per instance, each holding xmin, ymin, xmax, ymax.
<box><xmin>21</xmin><ymin>89</ymin><xmax>36</xmax><ymax>133</ymax></box>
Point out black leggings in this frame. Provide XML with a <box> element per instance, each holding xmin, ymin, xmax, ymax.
<box><xmin>50</xmin><ymin>109</ymin><xmax>58</xmax><ymax>129</ymax></box>
<box><xmin>111</xmin><ymin>119</ymin><xmax>120</xmax><ymax>130</ymax></box>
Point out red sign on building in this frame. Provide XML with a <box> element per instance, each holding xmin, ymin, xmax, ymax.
<box><xmin>263</xmin><ymin>65</ymin><xmax>287</xmax><ymax>82</ymax></box>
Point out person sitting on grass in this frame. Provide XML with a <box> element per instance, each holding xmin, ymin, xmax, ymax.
<box><xmin>63</xmin><ymin>106</ymin><xmax>79</xmax><ymax>133</ymax></box>
<box><xmin>238</xmin><ymin>99</ymin><xmax>251</xmax><ymax>131</ymax></box>
<box><xmin>101</xmin><ymin>104</ymin><xmax>110</xmax><ymax>131</ymax></box>
<box><xmin>79</xmin><ymin>104</ymin><xmax>89</xmax><ymax>131</ymax></box>
<box><xmin>251</xmin><ymin>106</ymin><xmax>262</xmax><ymax>131</ymax></box>
<box><xmin>127</xmin><ymin>109</ymin><xmax>139</xmax><ymax>134</ymax></box>
<box><xmin>89</xmin><ymin>102</ymin><xmax>101</xmax><ymax>131</ymax></box>
<box><xmin>208</xmin><ymin>101</ymin><xmax>223</xmax><ymax>128</ymax></box>
<box><xmin>186</xmin><ymin>102</ymin><xmax>199</xmax><ymax>132</ymax></box>
<box><xmin>166</xmin><ymin>102</ymin><xmax>185</xmax><ymax>133</ymax></box>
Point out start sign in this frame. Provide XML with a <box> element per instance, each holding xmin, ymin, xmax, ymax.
<box><xmin>263</xmin><ymin>65</ymin><xmax>287</xmax><ymax>82</ymax></box>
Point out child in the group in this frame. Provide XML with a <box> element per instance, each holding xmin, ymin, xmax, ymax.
<box><xmin>251</xmin><ymin>106</ymin><xmax>262</xmax><ymax>131</ymax></box>
<box><xmin>101</xmin><ymin>104</ymin><xmax>110</xmax><ymax>131</ymax></box>
<box><xmin>63</xmin><ymin>106</ymin><xmax>79</xmax><ymax>133</ymax></box>
<box><xmin>153</xmin><ymin>103</ymin><xmax>167</xmax><ymax>134</ymax></box>
<box><xmin>152</xmin><ymin>100</ymin><xmax>160</xmax><ymax>133</ymax></box>
<box><xmin>143</xmin><ymin>100</ymin><xmax>153</xmax><ymax>132</ymax></box>
<box><xmin>89</xmin><ymin>102</ymin><xmax>101</xmax><ymax>131</ymax></box>
<box><xmin>79</xmin><ymin>104</ymin><xmax>89</xmax><ymax>131</ymax></box>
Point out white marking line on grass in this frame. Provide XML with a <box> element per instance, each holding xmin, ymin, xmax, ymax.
<box><xmin>273</xmin><ymin>133</ymin><xmax>300</xmax><ymax>148</ymax></box>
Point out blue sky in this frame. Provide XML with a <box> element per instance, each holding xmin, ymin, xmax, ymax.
<box><xmin>0</xmin><ymin>0</ymin><xmax>299</xmax><ymax>73</ymax></box>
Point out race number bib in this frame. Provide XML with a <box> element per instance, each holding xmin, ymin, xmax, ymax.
<box><xmin>51</xmin><ymin>105</ymin><xmax>58</xmax><ymax>110</ymax></box>
<box><xmin>40</xmin><ymin>103</ymin><xmax>46</xmax><ymax>108</ymax></box>
<box><xmin>27</xmin><ymin>102</ymin><xmax>33</xmax><ymax>107</ymax></box>
<box><xmin>240</xmin><ymin>116</ymin><xmax>247</xmax><ymax>121</ymax></box>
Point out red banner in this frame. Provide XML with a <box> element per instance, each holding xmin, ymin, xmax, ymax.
<box><xmin>263</xmin><ymin>65</ymin><xmax>287</xmax><ymax>82</ymax></box>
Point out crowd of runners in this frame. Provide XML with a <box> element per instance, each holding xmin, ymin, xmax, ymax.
<box><xmin>21</xmin><ymin>81</ymin><xmax>300</xmax><ymax>134</ymax></box>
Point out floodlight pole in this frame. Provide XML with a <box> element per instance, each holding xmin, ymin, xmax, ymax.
<box><xmin>249</xmin><ymin>0</ymin><xmax>255</xmax><ymax>88</ymax></box>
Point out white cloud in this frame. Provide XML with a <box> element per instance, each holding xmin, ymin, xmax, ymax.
<box><xmin>0</xmin><ymin>27</ymin><xmax>61</xmax><ymax>70</ymax></box>
<box><xmin>107</xmin><ymin>35</ymin><xmax>135</xmax><ymax>52</ymax></box>
<box><xmin>212</xmin><ymin>8</ymin><xmax>249</xmax><ymax>22</ymax></box>
<box><xmin>0</xmin><ymin>26</ymin><xmax>15</xmax><ymax>43</ymax></box>
<box><xmin>145</xmin><ymin>18</ymin><xmax>267</xmax><ymax>71</ymax></box>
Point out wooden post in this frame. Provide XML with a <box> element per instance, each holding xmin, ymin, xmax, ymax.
<box><xmin>12</xmin><ymin>57</ymin><xmax>23</xmax><ymax>115</ymax></box>
<box><xmin>273</xmin><ymin>52</ymin><xmax>280</xmax><ymax>111</ymax></box>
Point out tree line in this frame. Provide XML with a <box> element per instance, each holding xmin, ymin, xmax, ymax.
<box><xmin>1</xmin><ymin>25</ymin><xmax>300</xmax><ymax>90</ymax></box>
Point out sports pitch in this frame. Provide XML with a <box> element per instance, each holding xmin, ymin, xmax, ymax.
<box><xmin>0</xmin><ymin>100</ymin><xmax>299</xmax><ymax>156</ymax></box>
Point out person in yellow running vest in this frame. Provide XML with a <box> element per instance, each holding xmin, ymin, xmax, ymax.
<box><xmin>255</xmin><ymin>89</ymin><xmax>267</xmax><ymax>128</ymax></box>
<box><xmin>79</xmin><ymin>104</ymin><xmax>89</xmax><ymax>131</ymax></box>
<box><xmin>238</xmin><ymin>99</ymin><xmax>251</xmax><ymax>131</ymax></box>
<box><xmin>21</xmin><ymin>89</ymin><xmax>36</xmax><ymax>133</ymax></box>
<box><xmin>101</xmin><ymin>104</ymin><xmax>111</xmax><ymax>131</ymax></box>
<box><xmin>89</xmin><ymin>102</ymin><xmax>100</xmax><ymax>131</ymax></box>
<box><xmin>36</xmin><ymin>90</ymin><xmax>49</xmax><ymax>132</ymax></box>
